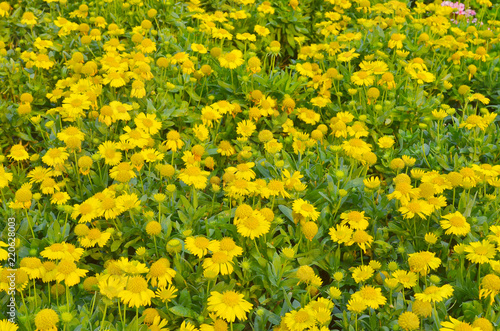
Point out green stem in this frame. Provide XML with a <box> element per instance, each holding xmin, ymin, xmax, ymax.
<box><xmin>100</xmin><ymin>304</ymin><xmax>108</xmax><ymax>328</ymax></box>
<box><xmin>136</xmin><ymin>307</ymin><xmax>139</xmax><ymax>331</ymax></box>
<box><xmin>25</xmin><ymin>209</ymin><xmax>35</xmax><ymax>239</ymax></box>
<box><xmin>66</xmin><ymin>284</ymin><xmax>70</xmax><ymax>311</ymax></box>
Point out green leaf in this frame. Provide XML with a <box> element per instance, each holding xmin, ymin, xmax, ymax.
<box><xmin>110</xmin><ymin>240</ymin><xmax>123</xmax><ymax>252</ymax></box>
<box><xmin>278</xmin><ymin>205</ymin><xmax>293</xmax><ymax>223</ymax></box>
<box><xmin>170</xmin><ymin>305</ymin><xmax>195</xmax><ymax>318</ymax></box>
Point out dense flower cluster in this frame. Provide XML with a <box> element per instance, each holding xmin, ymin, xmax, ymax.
<box><xmin>0</xmin><ymin>0</ymin><xmax>499</xmax><ymax>330</ymax></box>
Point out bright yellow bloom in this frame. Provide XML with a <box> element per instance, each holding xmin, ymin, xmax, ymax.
<box><xmin>408</xmin><ymin>251</ymin><xmax>441</xmax><ymax>275</ymax></box>
<box><xmin>207</xmin><ymin>290</ymin><xmax>253</xmax><ymax>322</ymax></box>
<box><xmin>464</xmin><ymin>240</ymin><xmax>496</xmax><ymax>264</ymax></box>
<box><xmin>293</xmin><ymin>199</ymin><xmax>320</xmax><ymax>221</ymax></box>
<box><xmin>440</xmin><ymin>212</ymin><xmax>470</xmax><ymax>236</ymax></box>
<box><xmin>119</xmin><ymin>276</ymin><xmax>155</xmax><ymax>308</ymax></box>
<box><xmin>219</xmin><ymin>50</ymin><xmax>244</xmax><ymax>69</ymax></box>
<box><xmin>415</xmin><ymin>284</ymin><xmax>454</xmax><ymax>303</ymax></box>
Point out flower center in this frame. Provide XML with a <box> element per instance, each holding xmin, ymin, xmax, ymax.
<box><xmin>243</xmin><ymin>216</ymin><xmax>259</xmax><ymax>230</ymax></box>
<box><xmin>219</xmin><ymin>238</ymin><xmax>236</xmax><ymax>251</ymax></box>
<box><xmin>301</xmin><ymin>204</ymin><xmax>313</xmax><ymax>212</ymax></box>
<box><xmin>184</xmin><ymin>167</ymin><xmax>201</xmax><ymax>176</ymax></box>
<box><xmin>449</xmin><ymin>216</ymin><xmax>465</xmax><ymax>227</ymax></box>
<box><xmin>79</xmin><ymin>202</ymin><xmax>93</xmax><ymax>215</ymax></box>
<box><xmin>142</xmin><ymin>118</ymin><xmax>153</xmax><ymax>128</ymax></box>
<box><xmin>474</xmin><ymin>246</ymin><xmax>489</xmax><ymax>255</ymax></box>
<box><xmin>149</xmin><ymin>262</ymin><xmax>167</xmax><ymax>277</ymax></box>
<box><xmin>211</xmin><ymin>251</ymin><xmax>229</xmax><ymax>264</ymax></box>
<box><xmin>194</xmin><ymin>237</ymin><xmax>210</xmax><ymax>248</ymax></box>
<box><xmin>71</xmin><ymin>99</ymin><xmax>83</xmax><ymax>108</ymax></box>
<box><xmin>221</xmin><ymin>291</ymin><xmax>240</xmax><ymax>307</ymax></box>
<box><xmin>87</xmin><ymin>229</ymin><xmax>101</xmax><ymax>240</ymax></box>
<box><xmin>58</xmin><ymin>260</ymin><xmax>77</xmax><ymax>275</ymax></box>
<box><xmin>101</xmin><ymin>197</ymin><xmax>116</xmax><ymax>210</ymax></box>
<box><xmin>127</xmin><ymin>277</ymin><xmax>148</xmax><ymax>293</ymax></box>
<box><xmin>294</xmin><ymin>310</ymin><xmax>311</xmax><ymax>323</ymax></box>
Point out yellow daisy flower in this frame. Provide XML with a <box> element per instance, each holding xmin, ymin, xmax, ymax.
<box><xmin>119</xmin><ymin>276</ymin><xmax>155</xmax><ymax>308</ymax></box>
<box><xmin>207</xmin><ymin>290</ymin><xmax>253</xmax><ymax>322</ymax></box>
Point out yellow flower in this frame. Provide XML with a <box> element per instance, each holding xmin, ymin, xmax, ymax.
<box><xmin>342</xmin><ymin>138</ymin><xmax>372</xmax><ymax>159</ymax></box>
<box><xmin>412</xmin><ymin>299</ymin><xmax>432</xmax><ymax>318</ymax></box>
<box><xmin>340</xmin><ymin>211</ymin><xmax>369</xmax><ymax>230</ymax></box>
<box><xmin>219</xmin><ymin>50</ymin><xmax>244</xmax><ymax>69</ymax></box>
<box><xmin>0</xmin><ymin>166</ymin><xmax>13</xmax><ymax>188</ymax></box>
<box><xmin>119</xmin><ymin>276</ymin><xmax>155</xmax><ymax>308</ymax></box>
<box><xmin>424</xmin><ymin>233</ymin><xmax>438</xmax><ymax>245</ymax></box>
<box><xmin>96</xmin><ymin>193</ymin><xmax>123</xmax><ymax>220</ymax></box>
<box><xmin>55</xmin><ymin>259</ymin><xmax>88</xmax><ymax>287</ymax></box>
<box><xmin>432</xmin><ymin>109</ymin><xmax>448</xmax><ymax>120</ymax></box>
<box><xmin>178</xmin><ymin>165</ymin><xmax>209</xmax><ymax>189</ymax></box>
<box><xmin>98</xmin><ymin>141</ymin><xmax>122</xmax><ymax>166</ymax></box>
<box><xmin>41</xmin><ymin>243</ymin><xmax>84</xmax><ymax>261</ymax></box>
<box><xmin>35</xmin><ymin>309</ymin><xmax>59</xmax><ymax>331</ymax></box>
<box><xmin>351</xmin><ymin>265</ymin><xmax>374</xmax><ymax>283</ymax></box>
<box><xmin>163</xmin><ymin>130</ymin><xmax>184</xmax><ymax>152</ymax></box>
<box><xmin>201</xmin><ymin>106</ymin><xmax>222</xmax><ymax>128</ymax></box>
<box><xmin>130</xmin><ymin>80</ymin><xmax>146</xmax><ymax>98</ymax></box>
<box><xmin>8</xmin><ymin>143</ymin><xmax>30</xmax><ymax>161</ymax></box>
<box><xmin>98</xmin><ymin>274</ymin><xmax>126</xmax><ymax>299</ymax></box>
<box><xmin>363</xmin><ymin>176</ymin><xmax>381</xmax><ymax>190</ymax></box>
<box><xmin>207</xmin><ymin>290</ymin><xmax>253</xmax><ymax>322</ymax></box>
<box><xmin>62</xmin><ymin>93</ymin><xmax>91</xmax><ymax>120</ymax></box>
<box><xmin>267</xmin><ymin>179</ymin><xmax>290</xmax><ymax>198</ymax></box>
<box><xmin>351</xmin><ymin>71</ymin><xmax>374</xmax><ymax>86</ymax></box>
<box><xmin>329</xmin><ymin>224</ymin><xmax>353</xmax><ymax>244</ymax></box>
<box><xmin>236</xmin><ymin>210</ymin><xmax>270</xmax><ymax>239</ymax></box>
<box><xmin>347</xmin><ymin>297</ymin><xmax>367</xmax><ymax>313</ymax></box>
<box><xmin>472</xmin><ymin>318</ymin><xmax>493</xmax><ymax>331</ymax></box>
<box><xmin>71</xmin><ymin>197</ymin><xmax>100</xmax><ymax>223</ymax></box>
<box><xmin>0</xmin><ymin>320</ymin><xmax>17</xmax><ymax>331</ymax></box>
<box><xmin>156</xmin><ymin>284</ymin><xmax>178</xmax><ymax>303</ymax></box>
<box><xmin>236</xmin><ymin>120</ymin><xmax>256</xmax><ymax>138</ymax></box>
<box><xmin>185</xmin><ymin>236</ymin><xmax>211</xmax><ymax>258</ymax></box>
<box><xmin>347</xmin><ymin>229</ymin><xmax>373</xmax><ymax>253</ymax></box>
<box><xmin>254</xmin><ymin>25</ymin><xmax>270</xmax><ymax>36</ymax></box>
<box><xmin>203</xmin><ymin>251</ymin><xmax>234</xmax><ymax>276</ymax></box>
<box><xmin>147</xmin><ymin>258</ymin><xmax>176</xmax><ymax>287</ymax></box>
<box><xmin>459</xmin><ymin>115</ymin><xmax>489</xmax><ymax>131</ymax></box>
<box><xmin>415</xmin><ymin>284</ymin><xmax>454</xmax><ymax>303</ymax></box>
<box><xmin>283</xmin><ymin>308</ymin><xmax>316</xmax><ymax>330</ymax></box>
<box><xmin>464</xmin><ymin>240</ymin><xmax>496</xmax><ymax>264</ymax></box>
<box><xmin>292</xmin><ymin>199</ymin><xmax>320</xmax><ymax>221</ymax></box>
<box><xmin>79</xmin><ymin>228</ymin><xmax>111</xmax><ymax>248</ymax></box>
<box><xmin>191</xmin><ymin>43</ymin><xmax>207</xmax><ymax>54</ymax></box>
<box><xmin>351</xmin><ymin>285</ymin><xmax>386</xmax><ymax>309</ymax></box>
<box><xmin>42</xmin><ymin>147</ymin><xmax>69</xmax><ymax>167</ymax></box>
<box><xmin>378</xmin><ymin>136</ymin><xmax>395</xmax><ymax>149</ymax></box>
<box><xmin>337</xmin><ymin>48</ymin><xmax>360</xmax><ymax>62</ymax></box>
<box><xmin>398</xmin><ymin>311</ymin><xmax>419</xmax><ymax>331</ymax></box>
<box><xmin>392</xmin><ymin>270</ymin><xmax>418</xmax><ymax>289</ymax></box>
<box><xmin>398</xmin><ymin>199</ymin><xmax>433</xmax><ymax>219</ymax></box>
<box><xmin>440</xmin><ymin>316</ymin><xmax>481</xmax><ymax>331</ymax></box>
<box><xmin>208</xmin><ymin>237</ymin><xmax>243</xmax><ymax>259</ymax></box>
<box><xmin>0</xmin><ymin>2</ymin><xmax>11</xmax><ymax>17</ymax></box>
<box><xmin>20</xmin><ymin>257</ymin><xmax>43</xmax><ymax>280</ymax></box>
<box><xmin>440</xmin><ymin>212</ymin><xmax>470</xmax><ymax>236</ymax></box>
<box><xmin>408</xmin><ymin>251</ymin><xmax>441</xmax><ymax>275</ymax></box>
<box><xmin>302</xmin><ymin>221</ymin><xmax>318</xmax><ymax>241</ymax></box>
<box><xmin>109</xmin><ymin>162</ymin><xmax>136</xmax><ymax>183</ymax></box>
<box><xmin>135</xmin><ymin>112</ymin><xmax>162</xmax><ymax>135</ymax></box>
<box><xmin>479</xmin><ymin>274</ymin><xmax>500</xmax><ymax>304</ymax></box>
<box><xmin>388</xmin><ymin>33</ymin><xmax>406</xmax><ymax>49</ymax></box>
